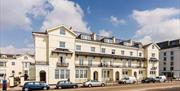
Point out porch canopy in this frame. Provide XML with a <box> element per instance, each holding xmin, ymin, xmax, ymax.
<box><xmin>52</xmin><ymin>48</ymin><xmax>73</xmax><ymax>54</ymax></box>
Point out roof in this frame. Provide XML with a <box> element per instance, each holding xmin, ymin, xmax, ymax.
<box><xmin>157</xmin><ymin>39</ymin><xmax>180</xmax><ymax>49</ymax></box>
<box><xmin>143</xmin><ymin>43</ymin><xmax>160</xmax><ymax>49</ymax></box>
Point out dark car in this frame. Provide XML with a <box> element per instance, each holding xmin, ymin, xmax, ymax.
<box><xmin>141</xmin><ymin>78</ymin><xmax>156</xmax><ymax>83</ymax></box>
<box><xmin>22</xmin><ymin>82</ymin><xmax>49</xmax><ymax>91</ymax></box>
<box><xmin>56</xmin><ymin>80</ymin><xmax>78</xmax><ymax>89</ymax></box>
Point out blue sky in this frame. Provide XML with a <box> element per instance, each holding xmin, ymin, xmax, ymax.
<box><xmin>0</xmin><ymin>0</ymin><xmax>180</xmax><ymax>54</ymax></box>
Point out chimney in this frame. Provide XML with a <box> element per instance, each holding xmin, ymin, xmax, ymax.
<box><xmin>92</xmin><ymin>32</ymin><xmax>96</xmax><ymax>40</ymax></box>
<box><xmin>69</xmin><ymin>26</ymin><xmax>72</xmax><ymax>30</ymax></box>
<box><xmin>112</xmin><ymin>36</ymin><xmax>116</xmax><ymax>43</ymax></box>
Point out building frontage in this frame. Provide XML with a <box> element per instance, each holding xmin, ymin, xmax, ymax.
<box><xmin>0</xmin><ymin>54</ymin><xmax>35</xmax><ymax>83</ymax></box>
<box><xmin>158</xmin><ymin>39</ymin><xmax>180</xmax><ymax>78</ymax></box>
<box><xmin>32</xmin><ymin>25</ymin><xmax>160</xmax><ymax>84</ymax></box>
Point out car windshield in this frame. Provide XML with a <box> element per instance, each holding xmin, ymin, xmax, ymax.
<box><xmin>122</xmin><ymin>78</ymin><xmax>129</xmax><ymax>80</ymax></box>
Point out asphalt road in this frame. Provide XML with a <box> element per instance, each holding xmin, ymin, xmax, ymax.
<box><xmin>8</xmin><ymin>81</ymin><xmax>180</xmax><ymax>91</ymax></box>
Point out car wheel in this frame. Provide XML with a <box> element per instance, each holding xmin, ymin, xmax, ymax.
<box><xmin>73</xmin><ymin>85</ymin><xmax>76</xmax><ymax>88</ymax></box>
<box><xmin>24</xmin><ymin>88</ymin><xmax>29</xmax><ymax>91</ymax></box>
<box><xmin>43</xmin><ymin>87</ymin><xmax>47</xmax><ymax>90</ymax></box>
<box><xmin>88</xmin><ymin>84</ymin><xmax>92</xmax><ymax>87</ymax></box>
<box><xmin>101</xmin><ymin>83</ymin><xmax>105</xmax><ymax>87</ymax></box>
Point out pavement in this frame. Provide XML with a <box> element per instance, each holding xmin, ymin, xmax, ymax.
<box><xmin>7</xmin><ymin>81</ymin><xmax>180</xmax><ymax>91</ymax></box>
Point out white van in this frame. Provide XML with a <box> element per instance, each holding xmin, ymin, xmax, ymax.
<box><xmin>119</xmin><ymin>76</ymin><xmax>137</xmax><ymax>84</ymax></box>
<box><xmin>155</xmin><ymin>76</ymin><xmax>167</xmax><ymax>82</ymax></box>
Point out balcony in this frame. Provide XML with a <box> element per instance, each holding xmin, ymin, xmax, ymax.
<box><xmin>56</xmin><ymin>62</ymin><xmax>69</xmax><ymax>67</ymax></box>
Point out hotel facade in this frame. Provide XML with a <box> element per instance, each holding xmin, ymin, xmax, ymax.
<box><xmin>158</xmin><ymin>39</ymin><xmax>180</xmax><ymax>78</ymax></box>
<box><xmin>32</xmin><ymin>25</ymin><xmax>160</xmax><ymax>84</ymax></box>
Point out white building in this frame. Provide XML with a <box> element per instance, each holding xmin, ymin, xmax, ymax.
<box><xmin>158</xmin><ymin>39</ymin><xmax>180</xmax><ymax>78</ymax></box>
<box><xmin>0</xmin><ymin>54</ymin><xmax>35</xmax><ymax>82</ymax></box>
<box><xmin>32</xmin><ymin>25</ymin><xmax>160</xmax><ymax>84</ymax></box>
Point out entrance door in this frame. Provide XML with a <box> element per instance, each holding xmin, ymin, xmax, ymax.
<box><xmin>93</xmin><ymin>71</ymin><xmax>98</xmax><ymax>80</ymax></box>
<box><xmin>39</xmin><ymin>70</ymin><xmax>46</xmax><ymax>82</ymax></box>
<box><xmin>115</xmin><ymin>71</ymin><xmax>120</xmax><ymax>81</ymax></box>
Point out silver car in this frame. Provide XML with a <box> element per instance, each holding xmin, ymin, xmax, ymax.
<box><xmin>83</xmin><ymin>80</ymin><xmax>105</xmax><ymax>87</ymax></box>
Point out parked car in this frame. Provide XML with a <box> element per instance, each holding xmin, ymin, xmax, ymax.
<box><xmin>55</xmin><ymin>80</ymin><xmax>78</xmax><ymax>89</ymax></box>
<box><xmin>22</xmin><ymin>82</ymin><xmax>49</xmax><ymax>91</ymax></box>
<box><xmin>118</xmin><ymin>76</ymin><xmax>137</xmax><ymax>84</ymax></box>
<box><xmin>155</xmin><ymin>76</ymin><xmax>167</xmax><ymax>82</ymax></box>
<box><xmin>141</xmin><ymin>77</ymin><xmax>156</xmax><ymax>83</ymax></box>
<box><xmin>83</xmin><ymin>80</ymin><xmax>105</xmax><ymax>87</ymax></box>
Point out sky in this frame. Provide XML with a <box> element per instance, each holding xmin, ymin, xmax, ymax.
<box><xmin>0</xmin><ymin>0</ymin><xmax>180</xmax><ymax>54</ymax></box>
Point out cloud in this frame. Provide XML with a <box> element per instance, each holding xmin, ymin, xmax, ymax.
<box><xmin>87</xmin><ymin>6</ymin><xmax>91</xmax><ymax>14</ymax></box>
<box><xmin>109</xmin><ymin>16</ymin><xmax>126</xmax><ymax>25</ymax></box>
<box><xmin>132</xmin><ymin>8</ymin><xmax>180</xmax><ymax>44</ymax></box>
<box><xmin>0</xmin><ymin>0</ymin><xmax>50</xmax><ymax>31</ymax></box>
<box><xmin>0</xmin><ymin>45</ymin><xmax>34</xmax><ymax>55</ymax></box>
<box><xmin>41</xmin><ymin>0</ymin><xmax>90</xmax><ymax>32</ymax></box>
<box><xmin>99</xmin><ymin>29</ymin><xmax>112</xmax><ymax>37</ymax></box>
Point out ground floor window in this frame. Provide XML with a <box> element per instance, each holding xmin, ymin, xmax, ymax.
<box><xmin>139</xmin><ymin>70</ymin><xmax>143</xmax><ymax>74</ymax></box>
<box><xmin>150</xmin><ymin>71</ymin><xmax>156</xmax><ymax>74</ymax></box>
<box><xmin>55</xmin><ymin>69</ymin><xmax>70</xmax><ymax>79</ymax></box>
<box><xmin>76</xmin><ymin>69</ymin><xmax>87</xmax><ymax>78</ymax></box>
<box><xmin>123</xmin><ymin>70</ymin><xmax>128</xmax><ymax>75</ymax></box>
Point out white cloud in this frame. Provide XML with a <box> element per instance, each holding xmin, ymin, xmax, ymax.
<box><xmin>109</xmin><ymin>16</ymin><xmax>126</xmax><ymax>25</ymax></box>
<box><xmin>87</xmin><ymin>6</ymin><xmax>91</xmax><ymax>14</ymax></box>
<box><xmin>0</xmin><ymin>0</ymin><xmax>49</xmax><ymax>31</ymax></box>
<box><xmin>41</xmin><ymin>0</ymin><xmax>90</xmax><ymax>32</ymax></box>
<box><xmin>132</xmin><ymin>8</ymin><xmax>180</xmax><ymax>44</ymax></box>
<box><xmin>99</xmin><ymin>29</ymin><xmax>112</xmax><ymax>37</ymax></box>
<box><xmin>0</xmin><ymin>45</ymin><xmax>34</xmax><ymax>55</ymax></box>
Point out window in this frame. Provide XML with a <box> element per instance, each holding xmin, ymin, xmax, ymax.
<box><xmin>0</xmin><ymin>62</ymin><xmax>5</xmax><ymax>67</ymax></box>
<box><xmin>76</xmin><ymin>70</ymin><xmax>79</xmax><ymax>78</ymax></box>
<box><xmin>170</xmin><ymin>62</ymin><xmax>174</xmax><ymax>66</ymax></box>
<box><xmin>81</xmin><ymin>35</ymin><xmax>91</xmax><ymax>40</ymax></box>
<box><xmin>139</xmin><ymin>71</ymin><xmax>143</xmax><ymax>74</ymax></box>
<box><xmin>112</xmin><ymin>49</ymin><xmax>115</xmax><ymax>54</ymax></box>
<box><xmin>88</xmin><ymin>57</ymin><xmax>92</xmax><ymax>66</ymax></box>
<box><xmin>163</xmin><ymin>57</ymin><xmax>166</xmax><ymax>61</ymax></box>
<box><xmin>75</xmin><ymin>69</ymin><xmax>87</xmax><ymax>78</ymax></box>
<box><xmin>55</xmin><ymin>69</ymin><xmax>69</xmax><ymax>79</ymax></box>
<box><xmin>55</xmin><ymin>69</ymin><xmax>59</xmax><ymax>79</ymax></box>
<box><xmin>150</xmin><ymin>71</ymin><xmax>156</xmax><ymax>74</ymax></box>
<box><xmin>163</xmin><ymin>67</ymin><xmax>166</xmax><ymax>71</ymax></box>
<box><xmin>139</xmin><ymin>53</ymin><xmax>142</xmax><ymax>57</ymax></box>
<box><xmin>60</xmin><ymin>28</ymin><xmax>65</xmax><ymax>35</ymax></box>
<box><xmin>170</xmin><ymin>51</ymin><xmax>174</xmax><ymax>55</ymax></box>
<box><xmin>80</xmin><ymin>70</ymin><xmax>83</xmax><ymax>78</ymax></box>
<box><xmin>59</xmin><ymin>41</ymin><xmax>65</xmax><ymax>48</ymax></box>
<box><xmin>130</xmin><ymin>52</ymin><xmax>133</xmax><ymax>56</ymax></box>
<box><xmin>76</xmin><ymin>45</ymin><xmax>81</xmax><ymax>51</ymax></box>
<box><xmin>79</xmin><ymin>57</ymin><xmax>84</xmax><ymax>65</ymax></box>
<box><xmin>91</xmin><ymin>47</ymin><xmax>95</xmax><ymax>52</ymax></box>
<box><xmin>171</xmin><ymin>56</ymin><xmax>174</xmax><ymax>61</ymax></box>
<box><xmin>163</xmin><ymin>52</ymin><xmax>166</xmax><ymax>56</ymax></box>
<box><xmin>12</xmin><ymin>62</ymin><xmax>15</xmax><ymax>66</ymax></box>
<box><xmin>104</xmin><ymin>39</ymin><xmax>113</xmax><ymax>43</ymax></box>
<box><xmin>170</xmin><ymin>67</ymin><xmax>174</xmax><ymax>70</ymax></box>
<box><xmin>152</xmin><ymin>53</ymin><xmax>155</xmax><ymax>58</ymax></box>
<box><xmin>101</xmin><ymin>48</ymin><xmax>106</xmax><ymax>53</ymax></box>
<box><xmin>163</xmin><ymin>62</ymin><xmax>166</xmax><ymax>65</ymax></box>
<box><xmin>121</xmin><ymin>50</ymin><xmax>125</xmax><ymax>55</ymax></box>
<box><xmin>60</xmin><ymin>69</ymin><xmax>64</xmax><ymax>79</ymax></box>
<box><xmin>152</xmin><ymin>45</ymin><xmax>154</xmax><ymax>49</ymax></box>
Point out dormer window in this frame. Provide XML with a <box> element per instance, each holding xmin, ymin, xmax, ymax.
<box><xmin>81</xmin><ymin>35</ymin><xmax>91</xmax><ymax>40</ymax></box>
<box><xmin>60</xmin><ymin>28</ymin><xmax>66</xmax><ymax>35</ymax></box>
<box><xmin>152</xmin><ymin>45</ymin><xmax>154</xmax><ymax>49</ymax></box>
<box><xmin>104</xmin><ymin>39</ymin><xmax>113</xmax><ymax>43</ymax></box>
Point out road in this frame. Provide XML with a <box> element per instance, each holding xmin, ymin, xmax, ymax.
<box><xmin>8</xmin><ymin>81</ymin><xmax>180</xmax><ymax>91</ymax></box>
